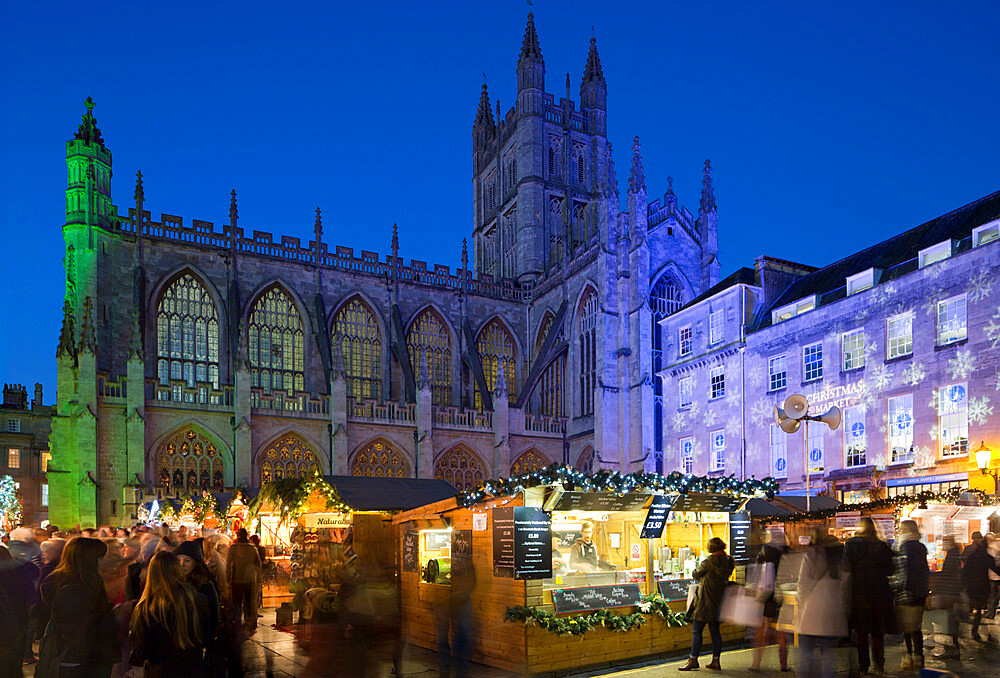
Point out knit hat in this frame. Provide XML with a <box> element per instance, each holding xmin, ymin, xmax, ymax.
<box><xmin>176</xmin><ymin>539</ymin><xmax>207</xmax><ymax>566</ymax></box>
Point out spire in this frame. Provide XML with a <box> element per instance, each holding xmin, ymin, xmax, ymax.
<box><xmin>628</xmin><ymin>136</ymin><xmax>645</xmax><ymax>194</ymax></box>
<box><xmin>461</xmin><ymin>238</ymin><xmax>469</xmax><ymax>275</ymax></box>
<box><xmin>133</xmin><ymin>170</ymin><xmax>144</xmax><ymax>208</ymax></box>
<box><xmin>391</xmin><ymin>223</ymin><xmax>399</xmax><ymax>304</ymax></box>
<box><xmin>665</xmin><ymin>175</ymin><xmax>677</xmax><ymax>211</ymax></box>
<box><xmin>519</xmin><ymin>12</ymin><xmax>543</xmax><ymax>62</ymax></box>
<box><xmin>229</xmin><ymin>189</ymin><xmax>238</xmax><ymax>232</ymax></box>
<box><xmin>314</xmin><ymin>206</ymin><xmax>323</xmax><ymax>247</ymax></box>
<box><xmin>605</xmin><ymin>141</ymin><xmax>618</xmax><ymax>199</ymax></box>
<box><xmin>474</xmin><ymin>82</ymin><xmax>495</xmax><ymax>130</ymax></box>
<box><xmin>666</xmin><ymin>176</ymin><xmax>675</xmax><ymax>196</ymax></box>
<box><xmin>700</xmin><ymin>159</ymin><xmax>716</xmax><ymax>213</ymax></box>
<box><xmin>74</xmin><ymin>96</ymin><xmax>105</xmax><ymax>145</ymax></box>
<box><xmin>582</xmin><ymin>36</ymin><xmax>604</xmax><ymax>83</ymax></box>
<box><xmin>56</xmin><ymin>299</ymin><xmax>76</xmax><ymax>359</ymax></box>
<box><xmin>77</xmin><ymin>296</ymin><xmax>96</xmax><ymax>354</ymax></box>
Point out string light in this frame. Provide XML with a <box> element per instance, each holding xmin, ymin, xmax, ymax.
<box><xmin>0</xmin><ymin>475</ymin><xmax>22</xmax><ymax>528</ymax></box>
<box><xmin>766</xmin><ymin>487</ymin><xmax>989</xmax><ymax>524</ymax></box>
<box><xmin>249</xmin><ymin>470</ymin><xmax>351</xmax><ymax>521</ymax></box>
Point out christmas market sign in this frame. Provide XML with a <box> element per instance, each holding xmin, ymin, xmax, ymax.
<box><xmin>493</xmin><ymin>506</ymin><xmax>553</xmax><ymax>579</ymax></box>
<box><xmin>729</xmin><ymin>512</ymin><xmax>752</xmax><ymax>564</ymax></box>
<box><xmin>554</xmin><ymin>491</ymin><xmax>650</xmax><ymax>512</ymax></box>
<box><xmin>670</xmin><ymin>493</ymin><xmax>747</xmax><ymax>513</ymax></box>
<box><xmin>302</xmin><ymin>512</ymin><xmax>351</xmax><ymax>528</ymax></box>
<box><xmin>552</xmin><ymin>584</ymin><xmax>643</xmax><ymax>614</ymax></box>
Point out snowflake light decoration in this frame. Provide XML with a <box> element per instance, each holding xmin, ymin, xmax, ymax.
<box><xmin>947</xmin><ymin>348</ymin><xmax>974</xmax><ymax>381</ymax></box>
<box><xmin>969</xmin><ymin>396</ymin><xmax>994</xmax><ymax>426</ymax></box>
<box><xmin>864</xmin><ymin>339</ymin><xmax>880</xmax><ymax>360</ymax></box>
<box><xmin>911</xmin><ymin>445</ymin><xmax>936</xmax><ymax>471</ymax></box>
<box><xmin>856</xmin><ymin>380</ymin><xmax>877</xmax><ymax>412</ymax></box>
<box><xmin>868</xmin><ymin>363</ymin><xmax>892</xmax><ymax>392</ymax></box>
<box><xmin>901</xmin><ymin>361</ymin><xmax>926</xmax><ymax>387</ymax></box>
<box><xmin>747</xmin><ymin>443</ymin><xmax>763</xmax><ymax>464</ymax></box>
<box><xmin>703</xmin><ymin>407</ymin><xmax>718</xmax><ymax>428</ymax></box>
<box><xmin>985</xmin><ymin>306</ymin><xmax>1000</xmax><ymax>349</ymax></box>
<box><xmin>922</xmin><ymin>293</ymin><xmax>941</xmax><ymax>318</ymax></box>
<box><xmin>689</xmin><ymin>400</ymin><xmax>702</xmax><ymax>420</ymax></box>
<box><xmin>928</xmin><ymin>424</ymin><xmax>939</xmax><ymax>442</ymax></box>
<box><xmin>925</xmin><ymin>263</ymin><xmax>944</xmax><ymax>281</ymax></box>
<box><xmin>854</xmin><ymin>307</ymin><xmax>870</xmax><ymax>323</ymax></box>
<box><xmin>724</xmin><ymin>386</ymin><xmax>741</xmax><ymax>409</ymax></box>
<box><xmin>968</xmin><ymin>270</ymin><xmax>995</xmax><ymax>304</ymax></box>
<box><xmin>726</xmin><ymin>415</ymin><xmax>742</xmax><ymax>437</ymax></box>
<box><xmin>750</xmin><ymin>397</ymin><xmax>772</xmax><ymax>423</ymax></box>
<box><xmin>747</xmin><ymin>364</ymin><xmax>764</xmax><ymax>389</ymax></box>
<box><xmin>671</xmin><ymin>411</ymin><xmax>687</xmax><ymax>431</ymax></box>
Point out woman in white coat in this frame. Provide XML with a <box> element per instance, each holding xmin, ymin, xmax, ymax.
<box><xmin>795</xmin><ymin>528</ymin><xmax>848</xmax><ymax>678</ymax></box>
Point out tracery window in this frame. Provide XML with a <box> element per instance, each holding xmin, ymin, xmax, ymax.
<box><xmin>351</xmin><ymin>438</ymin><xmax>409</xmax><ymax>478</ymax></box>
<box><xmin>475</xmin><ymin>318</ymin><xmax>517</xmax><ymax>410</ymax></box>
<box><xmin>434</xmin><ymin>446</ymin><xmax>486</xmax><ymax>490</ymax></box>
<box><xmin>157</xmin><ymin>429</ymin><xmax>224</xmax><ymax>493</ymax></box>
<box><xmin>501</xmin><ymin>208</ymin><xmax>517</xmax><ymax>279</ymax></box>
<box><xmin>407</xmin><ymin>308</ymin><xmax>452</xmax><ymax>407</ymax></box>
<box><xmin>332</xmin><ymin>297</ymin><xmax>382</xmax><ymax>401</ymax></box>
<box><xmin>578</xmin><ymin>288</ymin><xmax>598</xmax><ymax>416</ymax></box>
<box><xmin>511</xmin><ymin>448</ymin><xmax>548</xmax><ymax>475</ymax></box>
<box><xmin>257</xmin><ymin>434</ymin><xmax>319</xmax><ymax>485</ymax></box>
<box><xmin>156</xmin><ymin>274</ymin><xmax>220</xmax><ymax>398</ymax></box>
<box><xmin>248</xmin><ymin>287</ymin><xmax>305</xmax><ymax>399</ymax></box>
<box><xmin>535</xmin><ymin>312</ymin><xmax>565</xmax><ymax>418</ymax></box>
<box><xmin>649</xmin><ymin>275</ymin><xmax>684</xmax><ymax>473</ymax></box>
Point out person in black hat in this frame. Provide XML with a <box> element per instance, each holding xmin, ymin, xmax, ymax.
<box><xmin>177</xmin><ymin>540</ymin><xmax>225</xmax><ymax>677</ymax></box>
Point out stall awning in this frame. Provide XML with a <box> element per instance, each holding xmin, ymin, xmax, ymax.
<box><xmin>744</xmin><ymin>498</ymin><xmax>790</xmax><ymax>518</ymax></box>
<box><xmin>320</xmin><ymin>475</ymin><xmax>457</xmax><ymax>512</ymax></box>
<box><xmin>771</xmin><ymin>495</ymin><xmax>841</xmax><ymax>513</ymax></box>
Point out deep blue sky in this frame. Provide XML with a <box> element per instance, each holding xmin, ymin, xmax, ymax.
<box><xmin>2</xmin><ymin>2</ymin><xmax>998</xmax><ymax>399</ymax></box>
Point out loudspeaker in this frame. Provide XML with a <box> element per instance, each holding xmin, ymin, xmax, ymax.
<box><xmin>773</xmin><ymin>405</ymin><xmax>786</xmax><ymax>426</ymax></box>
<box><xmin>816</xmin><ymin>405</ymin><xmax>842</xmax><ymax>431</ymax></box>
<box><xmin>783</xmin><ymin>394</ymin><xmax>809</xmax><ymax>419</ymax></box>
<box><xmin>774</xmin><ymin>405</ymin><xmax>801</xmax><ymax>433</ymax></box>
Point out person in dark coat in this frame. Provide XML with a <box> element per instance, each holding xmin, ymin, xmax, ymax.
<box><xmin>931</xmin><ymin>535</ymin><xmax>963</xmax><ymax>659</ymax></box>
<box><xmin>679</xmin><ymin>537</ymin><xmax>735</xmax><ymax>672</ymax></box>
<box><xmin>842</xmin><ymin>517</ymin><xmax>895</xmax><ymax>674</ymax></box>
<box><xmin>890</xmin><ymin>519</ymin><xmax>930</xmax><ymax>671</ymax></box>
<box><xmin>750</xmin><ymin>527</ymin><xmax>789</xmax><ymax>672</ymax></box>
<box><xmin>961</xmin><ymin>531</ymin><xmax>1000</xmax><ymax>641</ymax></box>
<box><xmin>0</xmin><ymin>547</ymin><xmax>36</xmax><ymax>677</ymax></box>
<box><xmin>177</xmin><ymin>540</ymin><xmax>224</xmax><ymax>676</ymax></box>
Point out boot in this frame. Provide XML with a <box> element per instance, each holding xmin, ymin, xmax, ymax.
<box><xmin>898</xmin><ymin>654</ymin><xmax>913</xmax><ymax>671</ymax></box>
<box><xmin>706</xmin><ymin>656</ymin><xmax>721</xmax><ymax>671</ymax></box>
<box><xmin>678</xmin><ymin>657</ymin><xmax>700</xmax><ymax>671</ymax></box>
<box><xmin>913</xmin><ymin>655</ymin><xmax>924</xmax><ymax>669</ymax></box>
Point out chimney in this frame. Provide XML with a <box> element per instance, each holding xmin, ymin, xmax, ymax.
<box><xmin>32</xmin><ymin>383</ymin><xmax>43</xmax><ymax>409</ymax></box>
<box><xmin>3</xmin><ymin>384</ymin><xmax>27</xmax><ymax>409</ymax></box>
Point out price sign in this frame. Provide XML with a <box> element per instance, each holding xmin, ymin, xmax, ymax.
<box><xmin>552</xmin><ymin>584</ymin><xmax>643</xmax><ymax>613</ymax></box>
<box><xmin>729</xmin><ymin>512</ymin><xmax>752</xmax><ymax>564</ymax></box>
<box><xmin>640</xmin><ymin>495</ymin><xmax>675</xmax><ymax>539</ymax></box>
<box><xmin>513</xmin><ymin>507</ymin><xmax>552</xmax><ymax>580</ymax></box>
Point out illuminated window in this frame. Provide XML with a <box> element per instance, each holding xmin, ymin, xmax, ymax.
<box><xmin>578</xmin><ymin>289</ymin><xmax>598</xmax><ymax>416</ymax></box>
<box><xmin>844</xmin><ymin>406</ymin><xmax>867</xmax><ymax>468</ymax></box>
<box><xmin>41</xmin><ymin>452</ymin><xmax>51</xmax><ymax>472</ymax></box>
<box><xmin>679</xmin><ymin>437</ymin><xmax>694</xmax><ymax>474</ymax></box>
<box><xmin>710</xmin><ymin>430</ymin><xmax>725</xmax><ymax>472</ymax></box>
<box><xmin>257</xmin><ymin>434</ymin><xmax>319</xmax><ymax>485</ymax></box>
<box><xmin>248</xmin><ymin>287</ymin><xmax>305</xmax><ymax>401</ymax></box>
<box><xmin>887</xmin><ymin>312</ymin><xmax>913</xmax><ymax>359</ymax></box>
<box><xmin>407</xmin><ymin>308</ymin><xmax>452</xmax><ymax>408</ymax></box>
<box><xmin>842</xmin><ymin>329</ymin><xmax>865</xmax><ymax>371</ymax></box>
<box><xmin>534</xmin><ymin>312</ymin><xmax>564</xmax><ymax>418</ymax></box>
<box><xmin>808</xmin><ymin>422</ymin><xmax>824</xmax><ymax>473</ymax></box>
<box><xmin>888</xmin><ymin>394</ymin><xmax>914</xmax><ymax>464</ymax></box>
<box><xmin>576</xmin><ymin>148</ymin><xmax>585</xmax><ymax>185</ymax></box>
<box><xmin>768</xmin><ymin>354</ymin><xmax>786</xmax><ymax>391</ymax></box>
<box><xmin>679</xmin><ymin>377</ymin><xmax>693</xmax><ymax>409</ymax></box>
<box><xmin>156</xmin><ymin>273</ymin><xmax>220</xmax><ymax>397</ymax></box>
<box><xmin>846</xmin><ymin>268</ymin><xmax>876</xmax><ymax>296</ymax></box>
<box><xmin>938</xmin><ymin>383</ymin><xmax>968</xmax><ymax>458</ymax></box>
<box><xmin>973</xmin><ymin>220</ymin><xmax>999</xmax><ymax>247</ymax></box>
<box><xmin>803</xmin><ymin>343</ymin><xmax>823</xmax><ymax>381</ymax></box>
<box><xmin>511</xmin><ymin>448</ymin><xmax>548</xmax><ymax>476</ymax></box>
<box><xmin>41</xmin><ymin>483</ymin><xmax>48</xmax><ymax>507</ymax></box>
<box><xmin>770</xmin><ymin>424</ymin><xmax>788</xmax><ymax>479</ymax></box>
<box><xmin>918</xmin><ymin>240</ymin><xmax>953</xmax><ymax>268</ymax></box>
<box><xmin>475</xmin><ymin>318</ymin><xmax>517</xmax><ymax>410</ymax></box>
<box><xmin>7</xmin><ymin>448</ymin><xmax>20</xmax><ymax>470</ymax></box>
<box><xmin>679</xmin><ymin>326</ymin><xmax>693</xmax><ymax>356</ymax></box>
<box><xmin>709</xmin><ymin>310</ymin><xmax>724</xmax><ymax>345</ymax></box>
<box><xmin>332</xmin><ymin>297</ymin><xmax>382</xmax><ymax>401</ymax></box>
<box><xmin>352</xmin><ymin>438</ymin><xmax>409</xmax><ymax>478</ymax></box>
<box><xmin>434</xmin><ymin>446</ymin><xmax>486</xmax><ymax>490</ymax></box>
<box><xmin>710</xmin><ymin>366</ymin><xmax>725</xmax><ymax>400</ymax></box>
<box><xmin>156</xmin><ymin>430</ymin><xmax>224</xmax><ymax>493</ymax></box>
<box><xmin>936</xmin><ymin>295</ymin><xmax>967</xmax><ymax>346</ymax></box>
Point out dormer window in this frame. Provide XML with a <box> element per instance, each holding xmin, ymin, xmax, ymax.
<box><xmin>846</xmin><ymin>268</ymin><xmax>880</xmax><ymax>296</ymax></box>
<box><xmin>918</xmin><ymin>240</ymin><xmax>954</xmax><ymax>268</ymax></box>
<box><xmin>973</xmin><ymin>219</ymin><xmax>999</xmax><ymax>248</ymax></box>
<box><xmin>771</xmin><ymin>294</ymin><xmax>817</xmax><ymax>324</ymax></box>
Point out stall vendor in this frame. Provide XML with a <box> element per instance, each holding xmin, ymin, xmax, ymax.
<box><xmin>570</xmin><ymin>521</ymin><xmax>600</xmax><ymax>572</ymax></box>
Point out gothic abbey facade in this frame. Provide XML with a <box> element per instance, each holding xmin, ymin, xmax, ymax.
<box><xmin>48</xmin><ymin>14</ymin><xmax>720</xmax><ymax>527</ymax></box>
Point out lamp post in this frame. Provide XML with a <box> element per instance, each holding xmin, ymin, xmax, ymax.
<box><xmin>774</xmin><ymin>395</ymin><xmax>842</xmax><ymax>513</ymax></box>
<box><xmin>975</xmin><ymin>441</ymin><xmax>998</xmax><ymax>495</ymax></box>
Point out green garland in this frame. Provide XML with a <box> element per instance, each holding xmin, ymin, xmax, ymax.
<box><xmin>768</xmin><ymin>487</ymin><xmax>989</xmax><ymax>524</ymax></box>
<box><xmin>505</xmin><ymin>595</ymin><xmax>688</xmax><ymax>636</ymax></box>
<box><xmin>458</xmin><ymin>464</ymin><xmax>777</xmax><ymax>508</ymax></box>
<box><xmin>249</xmin><ymin>471</ymin><xmax>351</xmax><ymax>521</ymax></box>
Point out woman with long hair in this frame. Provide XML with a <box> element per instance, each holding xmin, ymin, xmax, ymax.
<box><xmin>177</xmin><ymin>540</ymin><xmax>227</xmax><ymax>677</ymax></box>
<box><xmin>129</xmin><ymin>550</ymin><xmax>209</xmax><ymax>677</ymax></box>
<box><xmin>38</xmin><ymin>537</ymin><xmax>120</xmax><ymax>678</ymax></box>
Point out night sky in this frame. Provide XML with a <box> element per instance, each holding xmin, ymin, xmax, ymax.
<box><xmin>1</xmin><ymin>2</ymin><xmax>998</xmax><ymax>398</ymax></box>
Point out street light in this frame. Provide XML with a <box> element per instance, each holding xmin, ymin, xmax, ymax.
<box><xmin>774</xmin><ymin>394</ymin><xmax>842</xmax><ymax>513</ymax></box>
<box><xmin>975</xmin><ymin>441</ymin><xmax>998</xmax><ymax>494</ymax></box>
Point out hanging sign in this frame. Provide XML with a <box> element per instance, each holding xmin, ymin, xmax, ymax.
<box><xmin>871</xmin><ymin>514</ymin><xmax>895</xmax><ymax>540</ymax></box>
<box><xmin>729</xmin><ymin>512</ymin><xmax>752</xmax><ymax>564</ymax></box>
<box><xmin>553</xmin><ymin>492</ymin><xmax>650</xmax><ymax>512</ymax></box>
<box><xmin>671</xmin><ymin>494</ymin><xmax>747</xmax><ymax>513</ymax></box>
<box><xmin>552</xmin><ymin>584</ymin><xmax>643</xmax><ymax>613</ymax></box>
<box><xmin>835</xmin><ymin>511</ymin><xmax>861</xmax><ymax>529</ymax></box>
<box><xmin>302</xmin><ymin>512</ymin><xmax>351</xmax><ymax>528</ymax></box>
<box><xmin>402</xmin><ymin>531</ymin><xmax>419</xmax><ymax>572</ymax></box>
<box><xmin>472</xmin><ymin>512</ymin><xmax>488</xmax><ymax>531</ymax></box>
<box><xmin>513</xmin><ymin>507</ymin><xmax>552</xmax><ymax>580</ymax></box>
<box><xmin>640</xmin><ymin>495</ymin><xmax>675</xmax><ymax>539</ymax></box>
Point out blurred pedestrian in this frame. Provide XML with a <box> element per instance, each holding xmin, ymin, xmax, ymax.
<box><xmin>679</xmin><ymin>537</ymin><xmax>735</xmax><ymax>672</ymax></box>
<box><xmin>750</xmin><ymin>527</ymin><xmax>789</xmax><ymax>672</ymax></box>
<box><xmin>891</xmin><ymin>519</ymin><xmax>929</xmax><ymax>671</ymax></box>
<box><xmin>843</xmin><ymin>517</ymin><xmax>895</xmax><ymax>674</ymax></box>
<box><xmin>0</xmin><ymin>546</ymin><xmax>35</xmax><ymax>677</ymax></box>
<box><xmin>437</xmin><ymin>561</ymin><xmax>474</xmax><ymax>678</ymax></box>
<box><xmin>177</xmin><ymin>541</ymin><xmax>226</xmax><ymax>677</ymax></box>
<box><xmin>962</xmin><ymin>530</ymin><xmax>1000</xmax><ymax>641</ymax></box>
<box><xmin>795</xmin><ymin>529</ymin><xmax>846</xmax><ymax>678</ymax></box>
<box><xmin>932</xmin><ymin>535</ymin><xmax>963</xmax><ymax>659</ymax></box>
<box><xmin>985</xmin><ymin>533</ymin><xmax>1000</xmax><ymax>621</ymax></box>
<box><xmin>6</xmin><ymin>527</ymin><xmax>39</xmax><ymax>563</ymax></box>
<box><xmin>227</xmin><ymin>528</ymin><xmax>261</xmax><ymax>631</ymax></box>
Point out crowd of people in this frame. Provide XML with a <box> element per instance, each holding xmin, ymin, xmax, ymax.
<box><xmin>681</xmin><ymin>517</ymin><xmax>1000</xmax><ymax>676</ymax></box>
<box><xmin>0</xmin><ymin>523</ymin><xmax>264</xmax><ymax>678</ymax></box>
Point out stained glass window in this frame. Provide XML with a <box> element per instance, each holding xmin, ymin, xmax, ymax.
<box><xmin>248</xmin><ymin>287</ymin><xmax>305</xmax><ymax>399</ymax></box>
<box><xmin>332</xmin><ymin>297</ymin><xmax>382</xmax><ymax>401</ymax></box>
<box><xmin>351</xmin><ymin>439</ymin><xmax>409</xmax><ymax>478</ymax></box>
<box><xmin>157</xmin><ymin>429</ymin><xmax>224</xmax><ymax>492</ymax></box>
<box><xmin>156</xmin><ymin>274</ymin><xmax>220</xmax><ymax>398</ymax></box>
<box><xmin>434</xmin><ymin>446</ymin><xmax>486</xmax><ymax>490</ymax></box>
<box><xmin>407</xmin><ymin>308</ymin><xmax>452</xmax><ymax>407</ymax></box>
<box><xmin>257</xmin><ymin>434</ymin><xmax>319</xmax><ymax>485</ymax></box>
<box><xmin>511</xmin><ymin>448</ymin><xmax>548</xmax><ymax>475</ymax></box>
<box><xmin>535</xmin><ymin>312</ymin><xmax>564</xmax><ymax>417</ymax></box>
<box><xmin>578</xmin><ymin>288</ymin><xmax>598</xmax><ymax>416</ymax></box>
<box><xmin>475</xmin><ymin>318</ymin><xmax>517</xmax><ymax>410</ymax></box>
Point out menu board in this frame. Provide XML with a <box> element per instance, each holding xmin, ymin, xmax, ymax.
<box><xmin>835</xmin><ymin>511</ymin><xmax>861</xmax><ymax>529</ymax></box>
<box><xmin>640</xmin><ymin>495</ymin><xmax>676</xmax><ymax>539</ymax></box>
<box><xmin>553</xmin><ymin>492</ymin><xmax>650</xmax><ymax>512</ymax></box>
<box><xmin>871</xmin><ymin>514</ymin><xmax>895</xmax><ymax>540</ymax></box>
<box><xmin>513</xmin><ymin>507</ymin><xmax>552</xmax><ymax>580</ymax></box>
<box><xmin>402</xmin><ymin>531</ymin><xmax>419</xmax><ymax>572</ymax></box>
<box><xmin>657</xmin><ymin>578</ymin><xmax>695</xmax><ymax>602</ymax></box>
<box><xmin>552</xmin><ymin>583</ymin><xmax>643</xmax><ymax>613</ymax></box>
<box><xmin>729</xmin><ymin>512</ymin><xmax>752</xmax><ymax>564</ymax></box>
<box><xmin>670</xmin><ymin>494</ymin><xmax>746</xmax><ymax>513</ymax></box>
<box><xmin>492</xmin><ymin>507</ymin><xmax>515</xmax><ymax>577</ymax></box>
<box><xmin>452</xmin><ymin>529</ymin><xmax>473</xmax><ymax>573</ymax></box>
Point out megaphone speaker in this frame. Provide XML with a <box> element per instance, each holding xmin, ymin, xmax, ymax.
<box><xmin>773</xmin><ymin>405</ymin><xmax>786</xmax><ymax>426</ymax></box>
<box><xmin>817</xmin><ymin>405</ymin><xmax>842</xmax><ymax>431</ymax></box>
<box><xmin>783</xmin><ymin>394</ymin><xmax>809</xmax><ymax>420</ymax></box>
<box><xmin>779</xmin><ymin>417</ymin><xmax>801</xmax><ymax>433</ymax></box>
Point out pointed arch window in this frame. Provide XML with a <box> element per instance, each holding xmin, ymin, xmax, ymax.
<box><xmin>332</xmin><ymin>298</ymin><xmax>382</xmax><ymax>401</ymax></box>
<box><xmin>156</xmin><ymin>274</ymin><xmax>220</xmax><ymax>400</ymax></box>
<box><xmin>511</xmin><ymin>448</ymin><xmax>548</xmax><ymax>476</ymax></box>
<box><xmin>535</xmin><ymin>312</ymin><xmax>565</xmax><ymax>418</ymax></box>
<box><xmin>475</xmin><ymin>318</ymin><xmax>517</xmax><ymax>410</ymax></box>
<box><xmin>407</xmin><ymin>308</ymin><xmax>452</xmax><ymax>407</ymax></box>
<box><xmin>578</xmin><ymin>288</ymin><xmax>599</xmax><ymax>416</ymax></box>
<box><xmin>156</xmin><ymin>429</ymin><xmax>225</xmax><ymax>493</ymax></box>
<box><xmin>502</xmin><ymin>207</ymin><xmax>517</xmax><ymax>278</ymax></box>
<box><xmin>247</xmin><ymin>287</ymin><xmax>305</xmax><ymax>400</ymax></box>
<box><xmin>257</xmin><ymin>434</ymin><xmax>319</xmax><ymax>485</ymax></box>
<box><xmin>351</xmin><ymin>438</ymin><xmax>409</xmax><ymax>478</ymax></box>
<box><xmin>434</xmin><ymin>446</ymin><xmax>486</xmax><ymax>490</ymax></box>
<box><xmin>649</xmin><ymin>275</ymin><xmax>684</xmax><ymax>473</ymax></box>
<box><xmin>575</xmin><ymin>147</ymin><xmax>586</xmax><ymax>185</ymax></box>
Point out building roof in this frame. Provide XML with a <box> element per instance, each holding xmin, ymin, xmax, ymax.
<box><xmin>754</xmin><ymin>188</ymin><xmax>1000</xmax><ymax>331</ymax></box>
<box><xmin>322</xmin><ymin>475</ymin><xmax>457</xmax><ymax>512</ymax></box>
<box><xmin>744</xmin><ymin>498</ymin><xmax>790</xmax><ymax>517</ymax></box>
<box><xmin>771</xmin><ymin>495</ymin><xmax>841</xmax><ymax>513</ymax></box>
<box><xmin>676</xmin><ymin>267</ymin><xmax>758</xmax><ymax>313</ymax></box>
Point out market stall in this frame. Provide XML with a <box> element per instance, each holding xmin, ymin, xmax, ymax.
<box><xmin>392</xmin><ymin>466</ymin><xmax>776</xmax><ymax>676</ymax></box>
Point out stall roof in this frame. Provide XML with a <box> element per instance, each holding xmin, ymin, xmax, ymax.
<box><xmin>744</xmin><ymin>498</ymin><xmax>790</xmax><ymax>517</ymax></box>
<box><xmin>321</xmin><ymin>475</ymin><xmax>457</xmax><ymax>512</ymax></box>
<box><xmin>771</xmin><ymin>495</ymin><xmax>841</xmax><ymax>513</ymax></box>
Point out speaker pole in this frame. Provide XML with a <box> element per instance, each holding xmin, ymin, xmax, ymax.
<box><xmin>804</xmin><ymin>418</ymin><xmax>810</xmax><ymax>514</ymax></box>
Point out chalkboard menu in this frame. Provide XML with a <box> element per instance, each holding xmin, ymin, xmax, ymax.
<box><xmin>729</xmin><ymin>512</ymin><xmax>752</xmax><ymax>564</ymax></box>
<box><xmin>452</xmin><ymin>529</ymin><xmax>473</xmax><ymax>573</ymax></box>
<box><xmin>670</xmin><ymin>493</ymin><xmax>747</xmax><ymax>513</ymax></box>
<box><xmin>552</xmin><ymin>583</ymin><xmax>643</xmax><ymax>613</ymax></box>
<box><xmin>657</xmin><ymin>578</ymin><xmax>695</xmax><ymax>602</ymax></box>
<box><xmin>402</xmin><ymin>531</ymin><xmax>419</xmax><ymax>572</ymax></box>
<box><xmin>492</xmin><ymin>507</ymin><xmax>515</xmax><ymax>577</ymax></box>
<box><xmin>553</xmin><ymin>492</ymin><xmax>650</xmax><ymax>512</ymax></box>
<box><xmin>640</xmin><ymin>495</ymin><xmax>676</xmax><ymax>539</ymax></box>
<box><xmin>513</xmin><ymin>507</ymin><xmax>552</xmax><ymax>580</ymax></box>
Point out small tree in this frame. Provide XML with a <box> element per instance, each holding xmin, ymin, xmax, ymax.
<box><xmin>0</xmin><ymin>475</ymin><xmax>22</xmax><ymax>529</ymax></box>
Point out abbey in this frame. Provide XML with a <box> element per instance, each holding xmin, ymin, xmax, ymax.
<box><xmin>48</xmin><ymin>14</ymin><xmax>720</xmax><ymax>527</ymax></box>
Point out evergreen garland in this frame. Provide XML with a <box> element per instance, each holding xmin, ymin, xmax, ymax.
<box><xmin>767</xmin><ymin>487</ymin><xmax>989</xmax><ymax>524</ymax></box>
<box><xmin>505</xmin><ymin>595</ymin><xmax>689</xmax><ymax>636</ymax></box>
<box><xmin>249</xmin><ymin>471</ymin><xmax>351</xmax><ymax>521</ymax></box>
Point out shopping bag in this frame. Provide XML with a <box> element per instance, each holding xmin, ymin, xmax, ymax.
<box><xmin>686</xmin><ymin>582</ymin><xmax>699</xmax><ymax>616</ymax></box>
<box><xmin>719</xmin><ymin>585</ymin><xmax>763</xmax><ymax>627</ymax></box>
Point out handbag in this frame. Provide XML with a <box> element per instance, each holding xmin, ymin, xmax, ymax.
<box><xmin>686</xmin><ymin>582</ymin><xmax>699</xmax><ymax>616</ymax></box>
<box><xmin>720</xmin><ymin>585</ymin><xmax>763</xmax><ymax>627</ymax></box>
